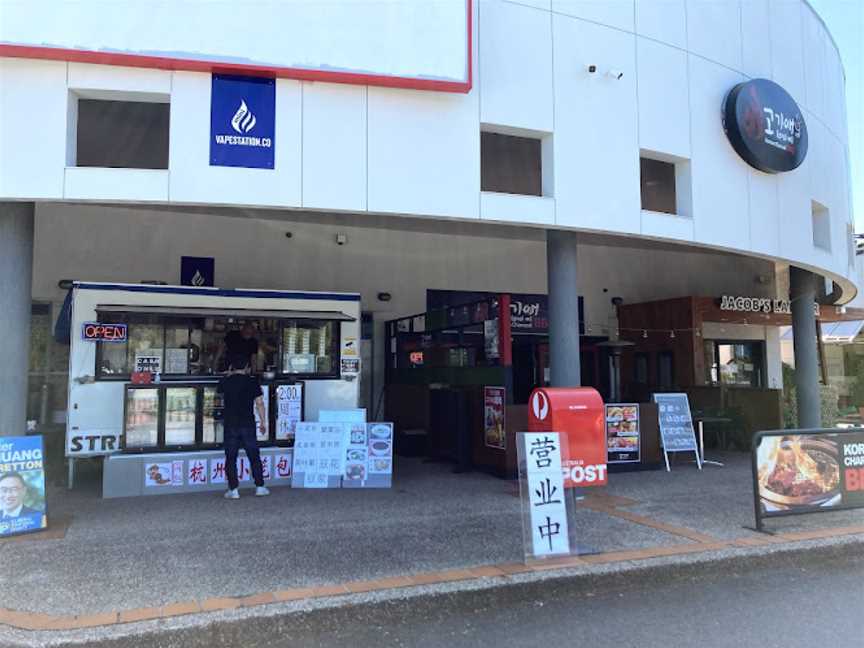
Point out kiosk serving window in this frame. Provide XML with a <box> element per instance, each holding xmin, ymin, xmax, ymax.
<box><xmin>95</xmin><ymin>311</ymin><xmax>341</xmax><ymax>379</ymax></box>
<box><xmin>281</xmin><ymin>320</ymin><xmax>337</xmax><ymax>377</ymax></box>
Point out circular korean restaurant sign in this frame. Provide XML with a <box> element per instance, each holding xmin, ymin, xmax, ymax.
<box><xmin>722</xmin><ymin>79</ymin><xmax>808</xmax><ymax>173</ymax></box>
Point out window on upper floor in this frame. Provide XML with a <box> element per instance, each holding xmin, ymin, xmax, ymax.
<box><xmin>640</xmin><ymin>158</ymin><xmax>676</xmax><ymax>215</ymax></box>
<box><xmin>812</xmin><ymin>201</ymin><xmax>830</xmax><ymax>251</ymax></box>
<box><xmin>481</xmin><ymin>131</ymin><xmax>544</xmax><ymax>196</ymax></box>
<box><xmin>639</xmin><ymin>153</ymin><xmax>692</xmax><ymax>218</ymax></box>
<box><xmin>74</xmin><ymin>97</ymin><xmax>170</xmax><ymax>169</ymax></box>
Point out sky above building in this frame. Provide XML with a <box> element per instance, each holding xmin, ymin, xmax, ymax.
<box><xmin>809</xmin><ymin>0</ymin><xmax>863</xmax><ymax>231</ymax></box>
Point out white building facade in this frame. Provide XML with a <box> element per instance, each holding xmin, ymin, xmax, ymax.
<box><xmin>0</xmin><ymin>0</ymin><xmax>857</xmax><ymax>435</ymax></box>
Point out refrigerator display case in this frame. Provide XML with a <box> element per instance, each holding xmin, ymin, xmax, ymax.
<box><xmin>202</xmin><ymin>385</ymin><xmax>224</xmax><ymax>446</ymax></box>
<box><xmin>164</xmin><ymin>386</ymin><xmax>197</xmax><ymax>446</ymax></box>
<box><xmin>124</xmin><ymin>386</ymin><xmax>160</xmax><ymax>449</ymax></box>
<box><xmin>122</xmin><ymin>380</ymin><xmax>304</xmax><ymax>452</ymax></box>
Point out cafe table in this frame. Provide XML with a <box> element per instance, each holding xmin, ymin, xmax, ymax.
<box><xmin>692</xmin><ymin>415</ymin><xmax>731</xmax><ymax>467</ymax></box>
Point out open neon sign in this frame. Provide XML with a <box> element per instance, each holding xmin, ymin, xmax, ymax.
<box><xmin>82</xmin><ymin>322</ymin><xmax>127</xmax><ymax>343</ymax></box>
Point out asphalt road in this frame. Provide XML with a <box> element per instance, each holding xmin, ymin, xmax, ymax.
<box><xmin>268</xmin><ymin>551</ymin><xmax>864</xmax><ymax>648</ymax></box>
<box><xmin>37</xmin><ymin>549</ymin><xmax>863</xmax><ymax>648</ymax></box>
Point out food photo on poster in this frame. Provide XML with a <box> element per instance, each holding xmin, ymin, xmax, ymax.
<box><xmin>605</xmin><ymin>404</ymin><xmax>640</xmax><ymax>464</ymax></box>
<box><xmin>0</xmin><ymin>436</ymin><xmax>48</xmax><ymax>538</ymax></box>
<box><xmin>484</xmin><ymin>386</ymin><xmax>506</xmax><ymax>450</ymax></box>
<box><xmin>755</xmin><ymin>431</ymin><xmax>864</xmax><ymax>518</ymax></box>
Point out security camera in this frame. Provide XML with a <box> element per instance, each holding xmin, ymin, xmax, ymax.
<box><xmin>586</xmin><ymin>64</ymin><xmax>597</xmax><ymax>74</ymax></box>
<box><xmin>607</xmin><ymin>69</ymin><xmax>624</xmax><ymax>80</ymax></box>
<box><xmin>335</xmin><ymin>233</ymin><xmax>347</xmax><ymax>246</ymax></box>
<box><xmin>611</xmin><ymin>296</ymin><xmax>624</xmax><ymax>307</ymax></box>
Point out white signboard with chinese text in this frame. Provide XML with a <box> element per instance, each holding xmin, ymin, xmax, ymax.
<box><xmin>275</xmin><ymin>383</ymin><xmax>303</xmax><ymax>441</ymax></box>
<box><xmin>517</xmin><ymin>432</ymin><xmax>571</xmax><ymax>560</ymax></box>
<box><xmin>291</xmin><ymin>422</ymin><xmax>348</xmax><ymax>488</ymax></box>
<box><xmin>102</xmin><ymin>448</ymin><xmax>294</xmax><ymax>497</ymax></box>
<box><xmin>319</xmin><ymin>409</ymin><xmax>366</xmax><ymax>423</ymax></box>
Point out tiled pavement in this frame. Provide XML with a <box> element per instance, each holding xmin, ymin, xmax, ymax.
<box><xmin>0</xmin><ymin>453</ymin><xmax>862</xmax><ymax>633</ymax></box>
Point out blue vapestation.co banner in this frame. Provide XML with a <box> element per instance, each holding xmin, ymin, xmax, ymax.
<box><xmin>0</xmin><ymin>436</ymin><xmax>48</xmax><ymax>538</ymax></box>
<box><xmin>181</xmin><ymin>256</ymin><xmax>215</xmax><ymax>287</ymax></box>
<box><xmin>210</xmin><ymin>74</ymin><xmax>275</xmax><ymax>169</ymax></box>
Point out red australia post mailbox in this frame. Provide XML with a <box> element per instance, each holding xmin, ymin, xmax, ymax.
<box><xmin>527</xmin><ymin>387</ymin><xmax>607</xmax><ymax>488</ymax></box>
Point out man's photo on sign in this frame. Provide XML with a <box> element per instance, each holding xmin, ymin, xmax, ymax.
<box><xmin>0</xmin><ymin>471</ymin><xmax>46</xmax><ymax>535</ymax></box>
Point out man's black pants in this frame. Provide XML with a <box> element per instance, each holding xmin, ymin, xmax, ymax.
<box><xmin>224</xmin><ymin>426</ymin><xmax>265</xmax><ymax>490</ymax></box>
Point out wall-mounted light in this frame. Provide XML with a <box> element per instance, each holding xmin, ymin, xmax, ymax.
<box><xmin>336</xmin><ymin>233</ymin><xmax>347</xmax><ymax>246</ymax></box>
<box><xmin>58</xmin><ymin>279</ymin><xmax>74</xmax><ymax>290</ymax></box>
<box><xmin>377</xmin><ymin>292</ymin><xmax>392</xmax><ymax>302</ymax></box>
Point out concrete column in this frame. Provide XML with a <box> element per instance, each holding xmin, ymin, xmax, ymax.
<box><xmin>546</xmin><ymin>230</ymin><xmax>581</xmax><ymax>386</ymax></box>
<box><xmin>789</xmin><ymin>267</ymin><xmax>820</xmax><ymax>428</ymax></box>
<box><xmin>0</xmin><ymin>202</ymin><xmax>34</xmax><ymax>436</ymax></box>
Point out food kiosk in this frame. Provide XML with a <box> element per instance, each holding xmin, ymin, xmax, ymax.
<box><xmin>64</xmin><ymin>282</ymin><xmax>361</xmax><ymax>497</ymax></box>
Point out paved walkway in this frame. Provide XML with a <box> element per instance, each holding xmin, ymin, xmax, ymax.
<box><xmin>0</xmin><ymin>453</ymin><xmax>862</xmax><ymax>634</ymax></box>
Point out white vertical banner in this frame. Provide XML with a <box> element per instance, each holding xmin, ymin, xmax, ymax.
<box><xmin>518</xmin><ymin>432</ymin><xmax>572</xmax><ymax>559</ymax></box>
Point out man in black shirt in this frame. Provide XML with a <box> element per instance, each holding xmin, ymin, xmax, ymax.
<box><xmin>224</xmin><ymin>323</ymin><xmax>260</xmax><ymax>372</ymax></box>
<box><xmin>217</xmin><ymin>352</ymin><xmax>269</xmax><ymax>499</ymax></box>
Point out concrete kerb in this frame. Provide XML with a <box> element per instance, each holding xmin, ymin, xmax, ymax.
<box><xmin>1</xmin><ymin>531</ymin><xmax>861</xmax><ymax>648</ymax></box>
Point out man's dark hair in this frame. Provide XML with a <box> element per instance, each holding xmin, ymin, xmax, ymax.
<box><xmin>227</xmin><ymin>353</ymin><xmax>250</xmax><ymax>371</ymax></box>
<box><xmin>0</xmin><ymin>472</ymin><xmax>26</xmax><ymax>488</ymax></box>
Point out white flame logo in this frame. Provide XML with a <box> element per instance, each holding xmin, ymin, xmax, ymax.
<box><xmin>532</xmin><ymin>391</ymin><xmax>549</xmax><ymax>421</ymax></box>
<box><xmin>190</xmin><ymin>270</ymin><xmax>206</xmax><ymax>287</ymax></box>
<box><xmin>231</xmin><ymin>100</ymin><xmax>257</xmax><ymax>134</ymax></box>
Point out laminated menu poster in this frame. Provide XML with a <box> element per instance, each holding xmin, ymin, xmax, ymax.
<box><xmin>0</xmin><ymin>436</ymin><xmax>48</xmax><ymax>538</ymax></box>
<box><xmin>343</xmin><ymin>423</ymin><xmax>394</xmax><ymax>489</ymax></box>
<box><xmin>254</xmin><ymin>388</ymin><xmax>270</xmax><ymax>442</ymax></box>
<box><xmin>275</xmin><ymin>383</ymin><xmax>303</xmax><ymax>441</ymax></box>
<box><xmin>605</xmin><ymin>404</ymin><xmax>640</xmax><ymax>464</ymax></box>
<box><xmin>291</xmin><ymin>423</ymin><xmax>348</xmax><ymax>488</ymax></box>
<box><xmin>484</xmin><ymin>387</ymin><xmax>506</xmax><ymax>450</ymax></box>
<box><xmin>144</xmin><ymin>460</ymin><xmax>183</xmax><ymax>487</ymax></box>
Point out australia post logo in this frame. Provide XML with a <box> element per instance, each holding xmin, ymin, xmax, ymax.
<box><xmin>210</xmin><ymin>74</ymin><xmax>275</xmax><ymax>169</ymax></box>
<box><xmin>532</xmin><ymin>391</ymin><xmax>549</xmax><ymax>421</ymax></box>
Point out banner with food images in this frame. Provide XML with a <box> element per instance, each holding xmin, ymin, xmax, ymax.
<box><xmin>755</xmin><ymin>431</ymin><xmax>864</xmax><ymax>519</ymax></box>
<box><xmin>484</xmin><ymin>386</ymin><xmax>506</xmax><ymax>450</ymax></box>
<box><xmin>605</xmin><ymin>404</ymin><xmax>640</xmax><ymax>463</ymax></box>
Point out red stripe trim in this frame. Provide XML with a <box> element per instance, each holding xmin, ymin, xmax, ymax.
<box><xmin>0</xmin><ymin>0</ymin><xmax>473</xmax><ymax>94</ymax></box>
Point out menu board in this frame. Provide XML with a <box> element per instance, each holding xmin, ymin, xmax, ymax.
<box><xmin>653</xmin><ymin>393</ymin><xmax>700</xmax><ymax>471</ymax></box>
<box><xmin>164</xmin><ymin>348</ymin><xmax>189</xmax><ymax>374</ymax></box>
<box><xmin>605</xmin><ymin>404</ymin><xmax>640</xmax><ymax>464</ymax></box>
<box><xmin>291</xmin><ymin>422</ymin><xmax>348</xmax><ymax>488</ymax></box>
<box><xmin>484</xmin><ymin>386</ymin><xmax>506</xmax><ymax>449</ymax></box>
<box><xmin>653</xmin><ymin>394</ymin><xmax>698</xmax><ymax>452</ymax></box>
<box><xmin>275</xmin><ymin>383</ymin><xmax>303</xmax><ymax>442</ymax></box>
<box><xmin>343</xmin><ymin>422</ymin><xmax>394</xmax><ymax>489</ymax></box>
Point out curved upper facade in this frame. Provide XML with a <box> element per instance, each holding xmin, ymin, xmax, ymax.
<box><xmin>0</xmin><ymin>0</ymin><xmax>856</xmax><ymax>300</ymax></box>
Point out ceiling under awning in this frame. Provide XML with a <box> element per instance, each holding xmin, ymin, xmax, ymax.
<box><xmin>96</xmin><ymin>304</ymin><xmax>356</xmax><ymax>321</ymax></box>
<box><xmin>780</xmin><ymin>320</ymin><xmax>864</xmax><ymax>343</ymax></box>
